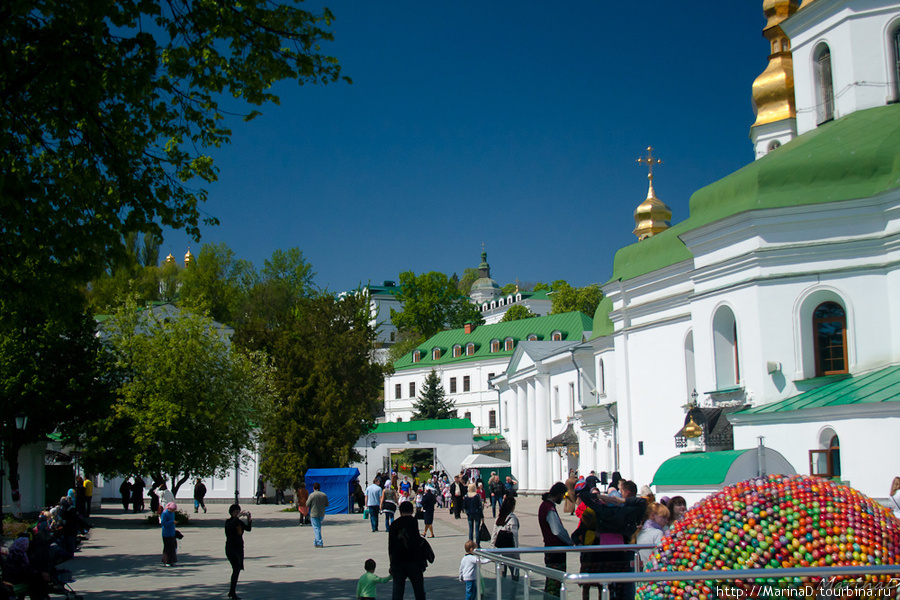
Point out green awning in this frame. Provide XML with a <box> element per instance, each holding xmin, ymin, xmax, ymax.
<box><xmin>735</xmin><ymin>365</ymin><xmax>900</xmax><ymax>415</ymax></box>
<box><xmin>369</xmin><ymin>418</ymin><xmax>474</xmax><ymax>434</ymax></box>
<box><xmin>651</xmin><ymin>450</ymin><xmax>750</xmax><ymax>486</ymax></box>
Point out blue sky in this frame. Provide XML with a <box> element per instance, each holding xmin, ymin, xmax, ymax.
<box><xmin>162</xmin><ymin>2</ymin><xmax>767</xmax><ymax>292</ymax></box>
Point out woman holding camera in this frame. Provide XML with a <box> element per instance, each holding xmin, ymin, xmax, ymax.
<box><xmin>225</xmin><ymin>504</ymin><xmax>252</xmax><ymax>600</ymax></box>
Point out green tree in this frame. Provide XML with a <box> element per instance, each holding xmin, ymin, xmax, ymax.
<box><xmin>391</xmin><ymin>271</ymin><xmax>484</xmax><ymax>339</ymax></box>
<box><xmin>179</xmin><ymin>243</ymin><xmax>256</xmax><ymax>325</ymax></box>
<box><xmin>550</xmin><ymin>282</ymin><xmax>603</xmax><ymax>316</ymax></box>
<box><xmin>1</xmin><ymin>1</ymin><xmax>349</xmax><ymax>286</ymax></box>
<box><xmin>533</xmin><ymin>282</ymin><xmax>551</xmax><ymax>292</ymax></box>
<box><xmin>85</xmin><ymin>301</ymin><xmax>276</xmax><ymax>495</ymax></box>
<box><xmin>457</xmin><ymin>268</ymin><xmax>480</xmax><ymax>295</ymax></box>
<box><xmin>501</xmin><ymin>304</ymin><xmax>538</xmax><ymax>322</ymax></box>
<box><xmin>0</xmin><ymin>277</ymin><xmax>114</xmax><ymax>506</ymax></box>
<box><xmin>411</xmin><ymin>370</ymin><xmax>456</xmax><ymax>420</ymax></box>
<box><xmin>500</xmin><ymin>283</ymin><xmax>518</xmax><ymax>295</ymax></box>
<box><xmin>237</xmin><ymin>291</ymin><xmax>386</xmax><ymax>491</ymax></box>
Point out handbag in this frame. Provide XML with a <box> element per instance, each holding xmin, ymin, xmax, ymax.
<box><xmin>415</xmin><ymin>508</ymin><xmax>424</xmax><ymax>520</ymax></box>
<box><xmin>479</xmin><ymin>521</ymin><xmax>491</xmax><ymax>542</ymax></box>
<box><xmin>363</xmin><ymin>507</ymin><xmax>369</xmax><ymax>519</ymax></box>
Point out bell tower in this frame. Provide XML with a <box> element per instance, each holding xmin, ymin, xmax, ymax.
<box><xmin>750</xmin><ymin>0</ymin><xmax>800</xmax><ymax>160</ymax></box>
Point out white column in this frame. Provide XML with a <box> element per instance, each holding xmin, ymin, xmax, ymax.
<box><xmin>515</xmin><ymin>383</ymin><xmax>529</xmax><ymax>491</ymax></box>
<box><xmin>526</xmin><ymin>380</ymin><xmax>538</xmax><ymax>492</ymax></box>
<box><xmin>504</xmin><ymin>386</ymin><xmax>518</xmax><ymax>482</ymax></box>
<box><xmin>535</xmin><ymin>374</ymin><xmax>551</xmax><ymax>490</ymax></box>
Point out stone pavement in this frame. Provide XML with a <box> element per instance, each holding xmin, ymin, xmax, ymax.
<box><xmin>68</xmin><ymin>495</ymin><xmax>580</xmax><ymax>599</ymax></box>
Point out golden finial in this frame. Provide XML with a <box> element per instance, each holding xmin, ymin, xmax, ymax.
<box><xmin>515</xmin><ymin>277</ymin><xmax>520</xmax><ymax>293</ymax></box>
<box><xmin>637</xmin><ymin>146</ymin><xmax>662</xmax><ymax>181</ymax></box>
<box><xmin>633</xmin><ymin>146</ymin><xmax>672</xmax><ymax>241</ymax></box>
<box><xmin>184</xmin><ymin>245</ymin><xmax>195</xmax><ymax>267</ymax></box>
<box><xmin>165</xmin><ymin>252</ymin><xmax>176</xmax><ymax>266</ymax></box>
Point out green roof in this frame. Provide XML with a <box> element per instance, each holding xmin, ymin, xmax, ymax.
<box><xmin>610</xmin><ymin>104</ymin><xmax>900</xmax><ymax>282</ymax></box>
<box><xmin>736</xmin><ymin>365</ymin><xmax>900</xmax><ymax>415</ymax></box>
<box><xmin>393</xmin><ymin>312</ymin><xmax>593</xmax><ymax>371</ymax></box>
<box><xmin>369</xmin><ymin>418</ymin><xmax>475</xmax><ymax>434</ymax></box>
<box><xmin>589</xmin><ymin>296</ymin><xmax>614</xmax><ymax>340</ymax></box>
<box><xmin>651</xmin><ymin>449</ymin><xmax>750</xmax><ymax>486</ymax></box>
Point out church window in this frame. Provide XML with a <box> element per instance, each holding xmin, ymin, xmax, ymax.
<box><xmin>551</xmin><ymin>330</ymin><xmax>563</xmax><ymax>341</ymax></box>
<box><xmin>767</xmin><ymin>140</ymin><xmax>781</xmax><ymax>153</ymax></box>
<box><xmin>466</xmin><ymin>342</ymin><xmax>475</xmax><ymax>356</ymax></box>
<box><xmin>489</xmin><ymin>410</ymin><xmax>497</xmax><ymax>429</ymax></box>
<box><xmin>412</xmin><ymin>350</ymin><xmax>421</xmax><ymax>363</ymax></box>
<box><xmin>809</xmin><ymin>429</ymin><xmax>841</xmax><ymax>478</ymax></box>
<box><xmin>713</xmin><ymin>306</ymin><xmax>740</xmax><ymax>389</ymax></box>
<box><xmin>814</xmin><ymin>43</ymin><xmax>835</xmax><ymax>124</ymax></box>
<box><xmin>409</xmin><ymin>382</ymin><xmax>416</xmax><ymax>397</ymax></box>
<box><xmin>504</xmin><ymin>337</ymin><xmax>514</xmax><ymax>351</ymax></box>
<box><xmin>395</xmin><ymin>384</ymin><xmax>402</xmax><ymax>399</ymax></box>
<box><xmin>449</xmin><ymin>377</ymin><xmax>457</xmax><ymax>393</ymax></box>
<box><xmin>463</xmin><ymin>375</ymin><xmax>470</xmax><ymax>392</ymax></box>
<box><xmin>598</xmin><ymin>358</ymin><xmax>606</xmax><ymax>396</ymax></box>
<box><xmin>813</xmin><ymin>302</ymin><xmax>848</xmax><ymax>376</ymax></box>
<box><xmin>464</xmin><ymin>411</ymin><xmax>472</xmax><ymax>421</ymax></box>
<box><xmin>893</xmin><ymin>27</ymin><xmax>900</xmax><ymax>101</ymax></box>
<box><xmin>432</xmin><ymin>347</ymin><xmax>441</xmax><ymax>360</ymax></box>
<box><xmin>527</xmin><ymin>333</ymin><xmax>538</xmax><ymax>341</ymax></box>
<box><xmin>452</xmin><ymin>345</ymin><xmax>462</xmax><ymax>358</ymax></box>
<box><xmin>490</xmin><ymin>339</ymin><xmax>500</xmax><ymax>353</ymax></box>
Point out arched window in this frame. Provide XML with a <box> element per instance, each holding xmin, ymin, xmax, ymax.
<box><xmin>892</xmin><ymin>26</ymin><xmax>900</xmax><ymax>101</ymax></box>
<box><xmin>814</xmin><ymin>43</ymin><xmax>835</xmax><ymax>124</ymax></box>
<box><xmin>526</xmin><ymin>333</ymin><xmax>538</xmax><ymax>341</ymax></box>
<box><xmin>810</xmin><ymin>428</ymin><xmax>841</xmax><ymax>478</ymax></box>
<box><xmin>504</xmin><ymin>337</ymin><xmax>514</xmax><ymax>351</ymax></box>
<box><xmin>498</xmin><ymin>298</ymin><xmax>504</xmax><ymax>307</ymax></box>
<box><xmin>466</xmin><ymin>342</ymin><xmax>476</xmax><ymax>356</ymax></box>
<box><xmin>412</xmin><ymin>350</ymin><xmax>421</xmax><ymax>363</ymax></box>
<box><xmin>767</xmin><ymin>140</ymin><xmax>781</xmax><ymax>153</ymax></box>
<box><xmin>713</xmin><ymin>306</ymin><xmax>740</xmax><ymax>388</ymax></box>
<box><xmin>551</xmin><ymin>330</ymin><xmax>563</xmax><ymax>341</ymax></box>
<box><xmin>490</xmin><ymin>339</ymin><xmax>500</xmax><ymax>353</ymax></box>
<box><xmin>432</xmin><ymin>347</ymin><xmax>441</xmax><ymax>360</ymax></box>
<box><xmin>490</xmin><ymin>301</ymin><xmax>496</xmax><ymax>309</ymax></box>
<box><xmin>452</xmin><ymin>344</ymin><xmax>462</xmax><ymax>358</ymax></box>
<box><xmin>507</xmin><ymin>295</ymin><xmax>514</xmax><ymax>304</ymax></box>
<box><xmin>813</xmin><ymin>302</ymin><xmax>848</xmax><ymax>376</ymax></box>
<box><xmin>516</xmin><ymin>293</ymin><xmax>522</xmax><ymax>302</ymax></box>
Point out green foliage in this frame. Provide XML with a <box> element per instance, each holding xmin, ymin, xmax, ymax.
<box><xmin>533</xmin><ymin>282</ymin><xmax>551</xmax><ymax>292</ymax></box>
<box><xmin>1</xmin><ymin>0</ymin><xmax>348</xmax><ymax>287</ymax></box>
<box><xmin>500</xmin><ymin>283</ymin><xmax>518</xmax><ymax>295</ymax></box>
<box><xmin>411</xmin><ymin>370</ymin><xmax>456</xmax><ymax>420</ymax></box>
<box><xmin>238</xmin><ymin>291</ymin><xmax>386</xmax><ymax>491</ymax></box>
<box><xmin>549</xmin><ymin>282</ymin><xmax>603</xmax><ymax>317</ymax></box>
<box><xmin>0</xmin><ymin>272</ymin><xmax>114</xmax><ymax>497</ymax></box>
<box><xmin>85</xmin><ymin>300</ymin><xmax>276</xmax><ymax>495</ymax></box>
<box><xmin>391</xmin><ymin>271</ymin><xmax>484</xmax><ymax>339</ymax></box>
<box><xmin>457</xmin><ymin>268</ymin><xmax>480</xmax><ymax>295</ymax></box>
<box><xmin>500</xmin><ymin>304</ymin><xmax>538</xmax><ymax>322</ymax></box>
<box><xmin>179</xmin><ymin>243</ymin><xmax>256</xmax><ymax>325</ymax></box>
<box><xmin>388</xmin><ymin>331</ymin><xmax>426</xmax><ymax>365</ymax></box>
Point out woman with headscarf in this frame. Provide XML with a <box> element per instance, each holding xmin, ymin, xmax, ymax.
<box><xmin>538</xmin><ymin>482</ymin><xmax>573</xmax><ymax>597</ymax></box>
<box><xmin>160</xmin><ymin>502</ymin><xmax>178</xmax><ymax>566</ymax></box>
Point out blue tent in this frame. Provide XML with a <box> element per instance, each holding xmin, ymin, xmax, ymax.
<box><xmin>304</xmin><ymin>468</ymin><xmax>360</xmax><ymax>515</ymax></box>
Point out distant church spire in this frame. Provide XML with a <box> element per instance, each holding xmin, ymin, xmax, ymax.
<box><xmin>633</xmin><ymin>147</ymin><xmax>672</xmax><ymax>241</ymax></box>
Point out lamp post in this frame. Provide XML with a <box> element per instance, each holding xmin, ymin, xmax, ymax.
<box><xmin>364</xmin><ymin>434</ymin><xmax>377</xmax><ymax>484</ymax></box>
<box><xmin>1</xmin><ymin>413</ymin><xmax>29</xmax><ymax>526</ymax></box>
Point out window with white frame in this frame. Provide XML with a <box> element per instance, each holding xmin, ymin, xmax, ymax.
<box><xmin>453</xmin><ymin>345</ymin><xmax>462</xmax><ymax>358</ymax></box>
<box><xmin>463</xmin><ymin>375</ymin><xmax>470</xmax><ymax>392</ymax></box>
<box><xmin>551</xmin><ymin>330</ymin><xmax>563</xmax><ymax>341</ymax></box>
<box><xmin>409</xmin><ymin>382</ymin><xmax>416</xmax><ymax>397</ymax></box>
<box><xmin>395</xmin><ymin>383</ymin><xmax>402</xmax><ymax>399</ymax></box>
<box><xmin>491</xmin><ymin>339</ymin><xmax>500</xmax><ymax>353</ymax></box>
<box><xmin>814</xmin><ymin>43</ymin><xmax>835</xmax><ymax>124</ymax></box>
<box><xmin>489</xmin><ymin>410</ymin><xmax>497</xmax><ymax>429</ymax></box>
<box><xmin>569</xmin><ymin>382</ymin><xmax>575</xmax><ymax>415</ymax></box>
<box><xmin>553</xmin><ymin>386</ymin><xmax>560</xmax><ymax>421</ymax></box>
<box><xmin>466</xmin><ymin>342</ymin><xmax>475</xmax><ymax>356</ymax></box>
<box><xmin>449</xmin><ymin>377</ymin><xmax>457</xmax><ymax>393</ymax></box>
<box><xmin>412</xmin><ymin>350</ymin><xmax>421</xmax><ymax>363</ymax></box>
<box><xmin>713</xmin><ymin>306</ymin><xmax>740</xmax><ymax>388</ymax></box>
<box><xmin>432</xmin><ymin>347</ymin><xmax>441</xmax><ymax>360</ymax></box>
<box><xmin>504</xmin><ymin>337</ymin><xmax>514</xmax><ymax>351</ymax></box>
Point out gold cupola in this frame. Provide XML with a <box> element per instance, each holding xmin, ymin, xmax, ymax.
<box><xmin>164</xmin><ymin>253</ymin><xmax>176</xmax><ymax>266</ymax></box>
<box><xmin>184</xmin><ymin>247</ymin><xmax>195</xmax><ymax>267</ymax></box>
<box><xmin>633</xmin><ymin>147</ymin><xmax>672</xmax><ymax>241</ymax></box>
<box><xmin>751</xmin><ymin>0</ymin><xmax>799</xmax><ymax>128</ymax></box>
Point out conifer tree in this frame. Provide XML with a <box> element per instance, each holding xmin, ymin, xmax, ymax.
<box><xmin>412</xmin><ymin>370</ymin><xmax>457</xmax><ymax>420</ymax></box>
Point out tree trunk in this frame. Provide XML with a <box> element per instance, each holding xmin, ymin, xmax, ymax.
<box><xmin>172</xmin><ymin>473</ymin><xmax>190</xmax><ymax>496</ymax></box>
<box><xmin>4</xmin><ymin>440</ymin><xmax>22</xmax><ymax>517</ymax></box>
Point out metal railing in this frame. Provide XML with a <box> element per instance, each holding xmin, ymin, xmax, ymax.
<box><xmin>474</xmin><ymin>546</ymin><xmax>900</xmax><ymax>600</ymax></box>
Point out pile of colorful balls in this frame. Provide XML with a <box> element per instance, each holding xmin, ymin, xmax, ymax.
<box><xmin>637</xmin><ymin>474</ymin><xmax>900</xmax><ymax>599</ymax></box>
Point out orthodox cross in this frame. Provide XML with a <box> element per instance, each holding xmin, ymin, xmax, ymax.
<box><xmin>637</xmin><ymin>146</ymin><xmax>662</xmax><ymax>179</ymax></box>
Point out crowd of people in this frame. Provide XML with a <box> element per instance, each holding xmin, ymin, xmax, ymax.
<box><xmin>0</xmin><ymin>477</ymin><xmax>94</xmax><ymax>599</ymax></box>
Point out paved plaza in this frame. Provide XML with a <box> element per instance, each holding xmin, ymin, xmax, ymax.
<box><xmin>68</xmin><ymin>495</ymin><xmax>571</xmax><ymax>599</ymax></box>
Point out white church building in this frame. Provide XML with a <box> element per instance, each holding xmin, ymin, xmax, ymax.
<box><xmin>493</xmin><ymin>0</ymin><xmax>900</xmax><ymax>501</ymax></box>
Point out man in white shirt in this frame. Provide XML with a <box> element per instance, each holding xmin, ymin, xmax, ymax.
<box><xmin>365</xmin><ymin>477</ymin><xmax>383</xmax><ymax>532</ymax></box>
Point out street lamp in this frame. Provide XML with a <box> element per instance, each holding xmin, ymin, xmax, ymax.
<box><xmin>1</xmin><ymin>413</ymin><xmax>29</xmax><ymax>525</ymax></box>
<box><xmin>364</xmin><ymin>434</ymin><xmax>377</xmax><ymax>484</ymax></box>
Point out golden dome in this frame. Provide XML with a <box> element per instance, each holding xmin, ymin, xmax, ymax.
<box><xmin>184</xmin><ymin>247</ymin><xmax>195</xmax><ymax>267</ymax></box>
<box><xmin>165</xmin><ymin>253</ymin><xmax>175</xmax><ymax>266</ymax></box>
<box><xmin>683</xmin><ymin>415</ymin><xmax>703</xmax><ymax>439</ymax></box>
<box><xmin>751</xmin><ymin>0</ymin><xmax>799</xmax><ymax>128</ymax></box>
<box><xmin>633</xmin><ymin>147</ymin><xmax>672</xmax><ymax>241</ymax></box>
